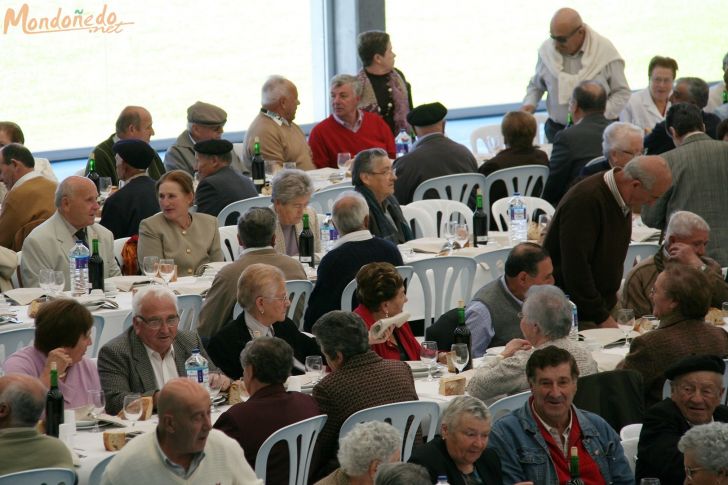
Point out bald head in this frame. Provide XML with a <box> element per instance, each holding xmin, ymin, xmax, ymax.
<box><xmin>550</xmin><ymin>8</ymin><xmax>585</xmax><ymax>55</ymax></box>
<box><xmin>157</xmin><ymin>378</ymin><xmax>208</xmax><ymax>417</ymax></box>
<box><xmin>0</xmin><ymin>374</ymin><xmax>47</xmax><ymax>428</ymax></box>
<box><xmin>116</xmin><ymin>105</ymin><xmax>154</xmax><ymax>142</ymax></box>
<box><xmin>551</xmin><ymin>8</ymin><xmax>582</xmax><ymax>30</ymax></box>
<box><xmin>332</xmin><ymin>191</ymin><xmax>369</xmax><ymax>235</ymax></box>
<box><xmin>618</xmin><ymin>155</ymin><xmax>672</xmax><ymax>207</ymax></box>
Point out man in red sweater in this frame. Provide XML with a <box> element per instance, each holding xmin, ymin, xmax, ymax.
<box><xmin>308</xmin><ymin>74</ymin><xmax>395</xmax><ymax>168</ymax></box>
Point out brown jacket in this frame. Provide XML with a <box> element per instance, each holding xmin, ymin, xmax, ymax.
<box><xmin>0</xmin><ymin>176</ymin><xmax>56</xmax><ymax>251</ymax></box>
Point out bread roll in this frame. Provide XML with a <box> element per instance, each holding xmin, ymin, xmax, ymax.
<box><xmin>103</xmin><ymin>430</ymin><xmax>127</xmax><ymax>451</ymax></box>
<box><xmin>439</xmin><ymin>375</ymin><xmax>466</xmax><ymax>396</ymax></box>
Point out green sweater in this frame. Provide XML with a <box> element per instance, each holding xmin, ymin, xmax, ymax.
<box><xmin>0</xmin><ymin>428</ymin><xmax>74</xmax><ymax>476</ymax></box>
<box><xmin>86</xmin><ymin>134</ymin><xmax>165</xmax><ymax>185</ymax></box>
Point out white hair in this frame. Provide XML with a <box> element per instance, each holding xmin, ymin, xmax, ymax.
<box><xmin>665</xmin><ymin>210</ymin><xmax>710</xmax><ymax>240</ymax></box>
<box><xmin>261</xmin><ymin>75</ymin><xmax>292</xmax><ymax>107</ymax></box>
<box><xmin>338</xmin><ymin>421</ymin><xmax>401</xmax><ymax>477</ymax></box>
<box><xmin>602</xmin><ymin>122</ymin><xmax>643</xmax><ymax>160</ymax></box>
<box><xmin>131</xmin><ymin>286</ymin><xmax>178</xmax><ymax>317</ymax></box>
<box><xmin>332</xmin><ymin>191</ymin><xmax>369</xmax><ymax>235</ymax></box>
<box><xmin>678</xmin><ymin>422</ymin><xmax>728</xmax><ymax>473</ymax></box>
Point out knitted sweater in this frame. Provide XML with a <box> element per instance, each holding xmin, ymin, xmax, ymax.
<box><xmin>308</xmin><ymin>113</ymin><xmax>395</xmax><ymax>169</ymax></box>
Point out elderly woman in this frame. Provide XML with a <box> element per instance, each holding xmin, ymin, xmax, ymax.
<box><xmin>137</xmin><ymin>170</ymin><xmax>223</xmax><ymax>276</ymax></box>
<box><xmin>4</xmin><ymin>299</ymin><xmax>99</xmax><ymax>409</ymax></box>
<box><xmin>409</xmin><ymin>396</ymin><xmax>502</xmax><ymax>484</ymax></box>
<box><xmin>374</xmin><ymin>463</ymin><xmax>430</xmax><ymax>485</ymax></box>
<box><xmin>620</xmin><ymin>56</ymin><xmax>678</xmax><ymax>132</ymax></box>
<box><xmin>352</xmin><ymin>148</ymin><xmax>412</xmax><ymax>244</ymax></box>
<box><xmin>678</xmin><ymin>422</ymin><xmax>728</xmax><ymax>485</ymax></box>
<box><xmin>206</xmin><ymin>263</ymin><xmax>319</xmax><ymax>380</ymax></box>
<box><xmin>620</xmin><ymin>264</ymin><xmax>728</xmax><ymax>407</ymax></box>
<box><xmin>356</xmin><ymin>31</ymin><xmax>413</xmax><ymax>135</ymax></box>
<box><xmin>316</xmin><ymin>421</ymin><xmax>401</xmax><ymax>485</ymax></box>
<box><xmin>466</xmin><ymin>285</ymin><xmax>597</xmax><ymax>403</ymax></box>
<box><xmin>270</xmin><ymin>168</ymin><xmax>320</xmax><ymax>257</ymax></box>
<box><xmin>354</xmin><ymin>262</ymin><xmax>420</xmax><ymax>361</ymax></box>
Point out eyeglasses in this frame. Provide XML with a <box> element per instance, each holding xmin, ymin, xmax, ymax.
<box><xmin>136</xmin><ymin>315</ymin><xmax>180</xmax><ymax>329</ymax></box>
<box><xmin>550</xmin><ymin>25</ymin><xmax>582</xmax><ymax>44</ymax></box>
<box><xmin>261</xmin><ymin>295</ymin><xmax>290</xmax><ymax>302</ymax></box>
<box><xmin>368</xmin><ymin>168</ymin><xmax>394</xmax><ymax>177</ymax></box>
<box><xmin>684</xmin><ymin>465</ymin><xmax>705</xmax><ymax>480</ymax></box>
<box><xmin>618</xmin><ymin>148</ymin><xmax>647</xmax><ymax>158</ymax></box>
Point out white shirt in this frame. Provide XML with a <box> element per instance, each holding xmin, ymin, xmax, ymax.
<box><xmin>143</xmin><ymin>344</ymin><xmax>178</xmax><ymax>389</ymax></box>
<box><xmin>333</xmin><ymin>229</ymin><xmax>373</xmax><ymax>249</ymax></box>
<box><xmin>603</xmin><ymin>169</ymin><xmax>629</xmax><ymax>216</ymax></box>
<box><xmin>244</xmin><ymin>312</ymin><xmax>273</xmax><ymax>339</ymax></box>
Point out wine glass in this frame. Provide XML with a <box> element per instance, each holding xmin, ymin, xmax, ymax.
<box><xmin>87</xmin><ymin>389</ymin><xmax>106</xmax><ymax>433</ymax></box>
<box><xmin>158</xmin><ymin>259</ymin><xmax>175</xmax><ymax>286</ymax></box>
<box><xmin>99</xmin><ymin>177</ymin><xmax>112</xmax><ymax>199</ymax></box>
<box><xmin>454</xmin><ymin>223</ymin><xmax>469</xmax><ymax>249</ymax></box>
<box><xmin>208</xmin><ymin>371</ymin><xmax>223</xmax><ymax>411</ymax></box>
<box><xmin>336</xmin><ymin>152</ymin><xmax>351</xmax><ymax>177</ymax></box>
<box><xmin>50</xmin><ymin>271</ymin><xmax>65</xmax><ymax>296</ymax></box>
<box><xmin>420</xmin><ymin>341</ymin><xmax>438</xmax><ymax>382</ymax></box>
<box><xmin>39</xmin><ymin>268</ymin><xmax>54</xmax><ymax>301</ymax></box>
<box><xmin>443</xmin><ymin>222</ymin><xmax>456</xmax><ymax>253</ymax></box>
<box><xmin>617</xmin><ymin>308</ymin><xmax>635</xmax><ymax>348</ymax></box>
<box><xmin>451</xmin><ymin>343</ymin><xmax>469</xmax><ymax>374</ymax></box>
<box><xmin>305</xmin><ymin>355</ymin><xmax>324</xmax><ymax>385</ymax></box>
<box><xmin>639</xmin><ymin>479</ymin><xmax>660</xmax><ymax>485</ymax></box>
<box><xmin>123</xmin><ymin>393</ymin><xmax>142</xmax><ymax>427</ymax></box>
<box><xmin>722</xmin><ymin>302</ymin><xmax>728</xmax><ymax>325</ymax></box>
<box><xmin>142</xmin><ymin>256</ymin><xmax>159</xmax><ymax>284</ymax></box>
<box><xmin>264</xmin><ymin>160</ymin><xmax>277</xmax><ymax>180</ymax></box>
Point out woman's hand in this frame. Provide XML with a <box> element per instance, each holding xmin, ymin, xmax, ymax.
<box><xmin>500</xmin><ymin>339</ymin><xmax>532</xmax><ymax>359</ymax></box>
<box><xmin>368</xmin><ymin>326</ymin><xmax>394</xmax><ymax>345</ymax></box>
<box><xmin>41</xmin><ymin>348</ymin><xmax>73</xmax><ymax>386</ymax></box>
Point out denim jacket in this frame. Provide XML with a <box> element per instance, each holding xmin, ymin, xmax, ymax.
<box><xmin>488</xmin><ymin>401</ymin><xmax>634</xmax><ymax>485</ymax></box>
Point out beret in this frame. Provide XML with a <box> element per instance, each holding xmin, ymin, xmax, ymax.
<box><xmin>406</xmin><ymin>102</ymin><xmax>447</xmax><ymax>127</ymax></box>
<box><xmin>112</xmin><ymin>139</ymin><xmax>155</xmax><ymax>169</ymax></box>
<box><xmin>194</xmin><ymin>139</ymin><xmax>233</xmax><ymax>155</ymax></box>
<box><xmin>187</xmin><ymin>101</ymin><xmax>227</xmax><ymax>125</ymax></box>
<box><xmin>665</xmin><ymin>354</ymin><xmax>726</xmax><ymax>380</ymax></box>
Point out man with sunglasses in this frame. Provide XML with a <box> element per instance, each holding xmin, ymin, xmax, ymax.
<box><xmin>521</xmin><ymin>8</ymin><xmax>630</xmax><ymax>142</ymax></box>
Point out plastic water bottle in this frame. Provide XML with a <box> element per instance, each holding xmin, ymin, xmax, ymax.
<box><xmin>395</xmin><ymin>129</ymin><xmax>411</xmax><ymax>157</ymax></box>
<box><xmin>567</xmin><ymin>295</ymin><xmax>579</xmax><ymax>342</ymax></box>
<box><xmin>326</xmin><ymin>213</ymin><xmax>338</xmax><ymax>250</ymax></box>
<box><xmin>508</xmin><ymin>192</ymin><xmax>528</xmax><ymax>244</ymax></box>
<box><xmin>436</xmin><ymin>476</ymin><xmax>450</xmax><ymax>485</ymax></box>
<box><xmin>68</xmin><ymin>240</ymin><xmax>90</xmax><ymax>296</ymax></box>
<box><xmin>185</xmin><ymin>348</ymin><xmax>209</xmax><ymax>390</ymax></box>
<box><xmin>320</xmin><ymin>214</ymin><xmax>331</xmax><ymax>253</ymax></box>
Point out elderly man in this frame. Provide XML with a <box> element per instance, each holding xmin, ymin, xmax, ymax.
<box><xmin>488</xmin><ymin>346</ymin><xmax>633</xmax><ymax>484</ymax></box>
<box><xmin>466</xmin><ymin>285</ymin><xmax>597</xmax><ymax>403</ymax></box>
<box><xmin>543</xmin><ymin>156</ymin><xmax>672</xmax><ymax>328</ymax></box>
<box><xmin>542</xmin><ymin>81</ymin><xmax>612</xmax><ymax>205</ymax></box>
<box><xmin>98</xmin><ymin>286</ymin><xmax>226</xmax><ymax>415</ymax></box>
<box><xmin>194</xmin><ymin>138</ymin><xmax>257</xmax><ymax>220</ymax></box>
<box><xmin>466</xmin><ymin>243</ymin><xmax>554</xmax><ymax>358</ymax></box>
<box><xmin>0</xmin><ymin>122</ymin><xmax>56</xmax><ymax>202</ymax></box>
<box><xmin>636</xmin><ymin>355</ymin><xmax>728</xmax><ymax>484</ymax></box>
<box><xmin>623</xmin><ymin>211</ymin><xmax>728</xmax><ymax>317</ymax></box>
<box><xmin>99</xmin><ymin>139</ymin><xmax>160</xmax><ymax>239</ymax></box>
<box><xmin>0</xmin><ymin>143</ymin><xmax>57</xmax><ymax>250</ymax></box>
<box><xmin>101</xmin><ymin>378</ymin><xmax>261</xmax><ymax>484</ymax></box>
<box><xmin>578</xmin><ymin>121</ymin><xmax>644</xmax><ymax>178</ymax></box>
<box><xmin>242</xmin><ymin>75</ymin><xmax>315</xmax><ymax>171</ymax></box>
<box><xmin>0</xmin><ymin>374</ymin><xmax>74</xmax><ymax>476</ymax></box>
<box><xmin>197</xmin><ymin>207</ymin><xmax>307</xmax><ymax>339</ymax></box>
<box><xmin>86</xmin><ymin>106</ymin><xmax>165</xmax><ymax>185</ymax></box>
<box><xmin>21</xmin><ymin>176</ymin><xmax>120</xmax><ymax>289</ymax></box>
<box><xmin>303</xmin><ymin>191</ymin><xmax>402</xmax><ymax>331</ymax></box>
<box><xmin>312</xmin><ymin>311</ymin><xmax>418</xmax><ymax>479</ymax></box>
<box><xmin>642</xmin><ymin>103</ymin><xmax>728</xmax><ymax>265</ymax></box>
<box><xmin>308</xmin><ymin>74</ymin><xmax>395</xmax><ymax>169</ymax></box>
<box><xmin>521</xmin><ymin>8</ymin><xmax>629</xmax><ymax>142</ymax></box>
<box><xmin>164</xmin><ymin>101</ymin><xmax>244</xmax><ymax>175</ymax></box>
<box><xmin>393</xmin><ymin>102</ymin><xmax>477</xmax><ymax>205</ymax></box>
<box><xmin>214</xmin><ymin>337</ymin><xmax>320</xmax><ymax>484</ymax></box>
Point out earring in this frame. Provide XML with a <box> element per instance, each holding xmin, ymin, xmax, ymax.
<box><xmin>385</xmin><ymin>311</ymin><xmax>389</xmax><ymax>318</ymax></box>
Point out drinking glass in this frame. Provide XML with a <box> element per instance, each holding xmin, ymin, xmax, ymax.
<box><xmin>283</xmin><ymin>162</ymin><xmax>296</xmax><ymax>170</ymax></box>
<box><xmin>454</xmin><ymin>223</ymin><xmax>469</xmax><ymax>249</ymax></box>
<box><xmin>305</xmin><ymin>356</ymin><xmax>324</xmax><ymax>385</ymax></box>
<box><xmin>336</xmin><ymin>152</ymin><xmax>351</xmax><ymax>177</ymax></box>
<box><xmin>158</xmin><ymin>259</ymin><xmax>175</xmax><ymax>286</ymax></box>
<box><xmin>50</xmin><ymin>271</ymin><xmax>65</xmax><ymax>296</ymax></box>
<box><xmin>443</xmin><ymin>222</ymin><xmax>456</xmax><ymax>253</ymax></box>
<box><xmin>617</xmin><ymin>308</ymin><xmax>635</xmax><ymax>348</ymax></box>
<box><xmin>208</xmin><ymin>371</ymin><xmax>223</xmax><ymax>411</ymax></box>
<box><xmin>39</xmin><ymin>268</ymin><xmax>54</xmax><ymax>301</ymax></box>
<box><xmin>420</xmin><ymin>341</ymin><xmax>438</xmax><ymax>382</ymax></box>
<box><xmin>451</xmin><ymin>343</ymin><xmax>469</xmax><ymax>374</ymax></box>
<box><xmin>99</xmin><ymin>177</ymin><xmax>112</xmax><ymax>199</ymax></box>
<box><xmin>87</xmin><ymin>389</ymin><xmax>106</xmax><ymax>433</ymax></box>
<box><xmin>142</xmin><ymin>256</ymin><xmax>159</xmax><ymax>283</ymax></box>
<box><xmin>264</xmin><ymin>160</ymin><xmax>277</xmax><ymax>180</ymax></box>
<box><xmin>123</xmin><ymin>393</ymin><xmax>142</xmax><ymax>427</ymax></box>
<box><xmin>640</xmin><ymin>479</ymin><xmax>660</xmax><ymax>485</ymax></box>
<box><xmin>722</xmin><ymin>302</ymin><xmax>728</xmax><ymax>325</ymax></box>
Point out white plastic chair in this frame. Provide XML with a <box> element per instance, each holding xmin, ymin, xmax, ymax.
<box><xmin>410</xmin><ymin>256</ymin><xmax>477</xmax><ymax>331</ymax></box>
<box><xmin>217</xmin><ymin>196</ymin><xmax>271</xmax><ymax>227</ymax></box>
<box><xmin>490</xmin><ymin>196</ymin><xmax>555</xmax><ymax>232</ymax></box>
<box><xmin>10</xmin><ymin>250</ymin><xmax>20</xmax><ymax>289</ymax></box>
<box><xmin>218</xmin><ymin>225</ymin><xmax>240</xmax><ymax>262</ymax></box>
<box><xmin>412</xmin><ymin>173</ymin><xmax>487</xmax><ymax>205</ymax></box>
<box><xmin>0</xmin><ymin>467</ymin><xmax>76</xmax><ymax>485</ymax></box>
<box><xmin>122</xmin><ymin>311</ymin><xmax>134</xmax><ymax>333</ymax></box>
<box><xmin>401</xmin><ymin>204</ymin><xmax>437</xmax><ymax>238</ymax></box>
<box><xmin>473</xmin><ymin>248</ymin><xmax>512</xmax><ymax>291</ymax></box>
<box><xmin>89</xmin><ymin>315</ymin><xmax>106</xmax><ymax>358</ymax></box>
<box><xmin>254</xmin><ymin>414</ymin><xmax>327</xmax><ymax>485</ymax></box>
<box><xmin>309</xmin><ymin>185</ymin><xmax>354</xmax><ymax>214</ymax></box>
<box><xmin>623</xmin><ymin>243</ymin><xmax>660</xmax><ymax>279</ymax></box>
<box><xmin>621</xmin><ymin>437</ymin><xmax>639</xmax><ymax>475</ymax></box>
<box><xmin>88</xmin><ymin>454</ymin><xmax>114</xmax><ymax>485</ymax></box>
<box><xmin>405</xmin><ymin>200</ymin><xmax>474</xmax><ymax>238</ymax></box>
<box><xmin>286</xmin><ymin>280</ymin><xmax>314</xmax><ymax>329</ymax></box>
<box><xmin>339</xmin><ymin>400</ymin><xmax>440</xmax><ymax>461</ymax></box>
<box><xmin>0</xmin><ymin>327</ymin><xmax>34</xmax><ymax>364</ymax></box>
<box><xmin>232</xmin><ymin>142</ymin><xmax>245</xmax><ymax>162</ymax></box>
<box><xmin>488</xmin><ymin>390</ymin><xmax>531</xmax><ymax>422</ymax></box>
<box><xmin>483</xmin><ymin>164</ymin><xmax>550</xmax><ymax>216</ymax></box>
<box><xmin>113</xmin><ymin>237</ymin><xmax>129</xmax><ymax>269</ymax></box>
<box><xmin>619</xmin><ymin>423</ymin><xmax>643</xmax><ymax>441</ymax></box>
<box><xmin>533</xmin><ymin>112</ymin><xmax>548</xmax><ymax>145</ymax></box>
<box><xmin>469</xmin><ymin>125</ymin><xmax>503</xmax><ymax>161</ymax></box>
<box><xmin>178</xmin><ymin>294</ymin><xmax>203</xmax><ymax>332</ymax></box>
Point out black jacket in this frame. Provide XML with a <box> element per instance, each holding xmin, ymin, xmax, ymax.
<box><xmin>409</xmin><ymin>435</ymin><xmax>503</xmax><ymax>485</ymax></box>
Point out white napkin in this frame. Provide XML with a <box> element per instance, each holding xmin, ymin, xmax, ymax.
<box><xmin>105</xmin><ymin>275</ymin><xmax>157</xmax><ymax>292</ymax></box>
<box><xmin>3</xmin><ymin>288</ymin><xmax>47</xmax><ymax>305</ymax></box>
<box><xmin>370</xmin><ymin>312</ymin><xmax>411</xmax><ymax>340</ymax></box>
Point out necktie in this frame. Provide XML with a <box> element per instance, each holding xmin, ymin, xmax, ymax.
<box><xmin>74</xmin><ymin>228</ymin><xmax>87</xmax><ymax>247</ymax></box>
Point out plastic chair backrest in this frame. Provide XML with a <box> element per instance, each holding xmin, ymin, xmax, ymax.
<box><xmin>122</xmin><ymin>311</ymin><xmax>133</xmax><ymax>332</ymax></box>
<box><xmin>340</xmin><ymin>278</ymin><xmax>357</xmax><ymax>313</ymax></box>
<box><xmin>623</xmin><ymin>243</ymin><xmax>660</xmax><ymax>279</ymax></box>
<box><xmin>0</xmin><ymin>327</ymin><xmax>35</xmax><ymax>364</ymax></box>
<box><xmin>232</xmin><ymin>142</ymin><xmax>244</xmax><ymax>162</ymax></box>
<box><xmin>621</xmin><ymin>437</ymin><xmax>639</xmax><ymax>475</ymax></box>
<box><xmin>483</xmin><ymin>164</ymin><xmax>550</xmax><ymax>218</ymax></box>
<box><xmin>0</xmin><ymin>467</ymin><xmax>76</xmax><ymax>485</ymax></box>
<box><xmin>400</xmin><ymin>204</ymin><xmax>437</xmax><ymax>238</ymax></box>
<box><xmin>338</xmin><ymin>401</ymin><xmax>440</xmax><ymax>461</ymax></box>
<box><xmin>178</xmin><ymin>294</ymin><xmax>203</xmax><ymax>332</ymax></box>
<box><xmin>88</xmin><ymin>315</ymin><xmax>106</xmax><ymax>358</ymax></box>
<box><xmin>11</xmin><ymin>251</ymin><xmax>21</xmax><ymax>288</ymax></box>
<box><xmin>488</xmin><ymin>390</ymin><xmax>531</xmax><ymax>423</ymax></box>
<box><xmin>286</xmin><ymin>280</ymin><xmax>314</xmax><ymax>329</ymax></box>
<box><xmin>88</xmin><ymin>454</ymin><xmax>114</xmax><ymax>485</ymax></box>
<box><xmin>309</xmin><ymin>185</ymin><xmax>354</xmax><ymax>214</ymax></box>
<box><xmin>254</xmin><ymin>414</ymin><xmax>327</xmax><ymax>485</ymax></box>
<box><xmin>469</xmin><ymin>125</ymin><xmax>503</xmax><ymax>160</ymax></box>
<box><xmin>619</xmin><ymin>423</ymin><xmax>643</xmax><ymax>441</ymax></box>
<box><xmin>113</xmin><ymin>237</ymin><xmax>129</xmax><ymax>269</ymax></box>
<box><xmin>405</xmin><ymin>200</ymin><xmax>474</xmax><ymax>238</ymax></box>
<box><xmin>490</xmin><ymin>196</ymin><xmax>555</xmax><ymax>232</ymax></box>
<box><xmin>410</xmin><ymin>256</ymin><xmax>477</xmax><ymax>331</ymax></box>
<box><xmin>412</xmin><ymin>173</ymin><xmax>487</xmax><ymax>205</ymax></box>
<box><xmin>217</xmin><ymin>196</ymin><xmax>271</xmax><ymax>227</ymax></box>
<box><xmin>218</xmin><ymin>225</ymin><xmax>240</xmax><ymax>262</ymax></box>
<box><xmin>473</xmin><ymin>248</ymin><xmax>512</xmax><ymax>287</ymax></box>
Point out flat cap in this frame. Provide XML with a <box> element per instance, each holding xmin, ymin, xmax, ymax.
<box><xmin>406</xmin><ymin>102</ymin><xmax>447</xmax><ymax>127</ymax></box>
<box><xmin>112</xmin><ymin>139</ymin><xmax>156</xmax><ymax>169</ymax></box>
<box><xmin>194</xmin><ymin>139</ymin><xmax>233</xmax><ymax>155</ymax></box>
<box><xmin>665</xmin><ymin>354</ymin><xmax>726</xmax><ymax>380</ymax></box>
<box><xmin>187</xmin><ymin>101</ymin><xmax>227</xmax><ymax>126</ymax></box>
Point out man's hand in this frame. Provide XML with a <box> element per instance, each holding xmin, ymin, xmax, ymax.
<box><xmin>667</xmin><ymin>241</ymin><xmax>703</xmax><ymax>267</ymax></box>
<box><xmin>600</xmin><ymin>316</ymin><xmax>619</xmax><ymax>328</ymax></box>
<box><xmin>521</xmin><ymin>104</ymin><xmax>536</xmax><ymax>114</ymax></box>
<box><xmin>501</xmin><ymin>338</ymin><xmax>532</xmax><ymax>358</ymax></box>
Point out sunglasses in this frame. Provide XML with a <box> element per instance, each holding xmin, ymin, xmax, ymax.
<box><xmin>551</xmin><ymin>25</ymin><xmax>582</xmax><ymax>44</ymax></box>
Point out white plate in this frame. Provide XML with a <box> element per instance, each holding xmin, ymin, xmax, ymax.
<box><xmin>485</xmin><ymin>346</ymin><xmax>506</xmax><ymax>356</ymax></box>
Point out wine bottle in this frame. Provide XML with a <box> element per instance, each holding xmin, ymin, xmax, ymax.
<box><xmin>566</xmin><ymin>446</ymin><xmax>585</xmax><ymax>485</ymax></box>
<box><xmin>86</xmin><ymin>155</ymin><xmax>100</xmax><ymax>192</ymax></box>
<box><xmin>452</xmin><ymin>299</ymin><xmax>472</xmax><ymax>371</ymax></box>
<box><xmin>473</xmin><ymin>188</ymin><xmax>488</xmax><ymax>247</ymax></box>
<box><xmin>89</xmin><ymin>238</ymin><xmax>104</xmax><ymax>291</ymax></box>
<box><xmin>251</xmin><ymin>136</ymin><xmax>266</xmax><ymax>194</ymax></box>
<box><xmin>723</xmin><ymin>89</ymin><xmax>728</xmax><ymax>104</ymax></box>
<box><xmin>299</xmin><ymin>213</ymin><xmax>315</xmax><ymax>268</ymax></box>
<box><xmin>45</xmin><ymin>362</ymin><xmax>64</xmax><ymax>437</ymax></box>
